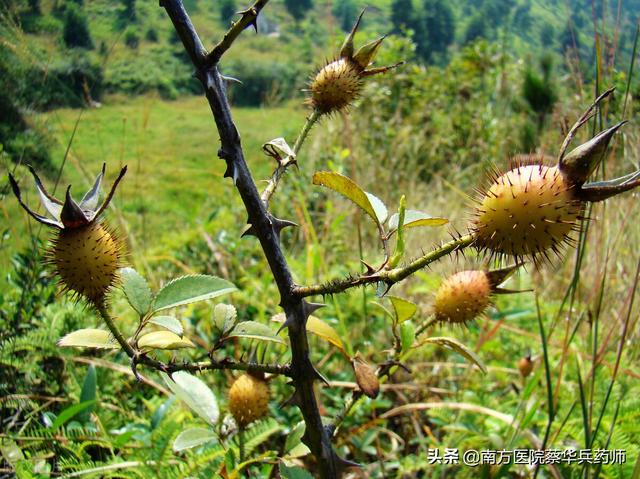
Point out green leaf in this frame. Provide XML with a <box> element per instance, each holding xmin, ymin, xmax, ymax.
<box><xmin>173</xmin><ymin>427</ymin><xmax>217</xmax><ymax>452</ymax></box>
<box><xmin>279</xmin><ymin>463</ymin><xmax>314</xmax><ymax>479</ymax></box>
<box><xmin>78</xmin><ymin>365</ymin><xmax>97</xmax><ymax>423</ymax></box>
<box><xmin>138</xmin><ymin>331</ymin><xmax>195</xmax><ymax>350</ymax></box>
<box><xmin>388</xmin><ymin>210</ymin><xmax>448</xmax><ymax>230</ymax></box>
<box><xmin>50</xmin><ymin>400</ymin><xmax>96</xmax><ymax>431</ymax></box>
<box><xmin>312</xmin><ymin>171</ymin><xmax>385</xmax><ymax>226</ymax></box>
<box><xmin>213</xmin><ymin>303</ymin><xmax>237</xmax><ymax>334</ymax></box>
<box><xmin>418</xmin><ymin>337</ymin><xmax>487</xmax><ymax>373</ymax></box>
<box><xmin>400</xmin><ymin>321</ymin><xmax>415</xmax><ymax>353</ymax></box>
<box><xmin>151</xmin><ymin>397</ymin><xmax>175</xmax><ymax>430</ymax></box>
<box><xmin>160</xmin><ymin>371</ymin><xmax>219</xmax><ymax>426</ymax></box>
<box><xmin>306</xmin><ymin>316</ymin><xmax>347</xmax><ymax>356</ymax></box>
<box><xmin>149</xmin><ymin>316</ymin><xmax>184</xmax><ymax>336</ymax></box>
<box><xmin>228</xmin><ymin>321</ymin><xmax>285</xmax><ymax>344</ymax></box>
<box><xmin>284</xmin><ymin>422</ymin><xmax>306</xmax><ymax>454</ymax></box>
<box><xmin>387</xmin><ymin>296</ymin><xmax>417</xmax><ymax>323</ymax></box>
<box><xmin>120</xmin><ymin>267</ymin><xmax>152</xmax><ymax>316</ymax></box>
<box><xmin>153</xmin><ymin>275</ymin><xmax>237</xmax><ymax>312</ymax></box>
<box><xmin>365</xmin><ymin>192</ymin><xmax>388</xmax><ymax>224</ymax></box>
<box><xmin>0</xmin><ymin>440</ymin><xmax>24</xmax><ymax>467</ymax></box>
<box><xmin>57</xmin><ymin>329</ymin><xmax>118</xmax><ymax>349</ymax></box>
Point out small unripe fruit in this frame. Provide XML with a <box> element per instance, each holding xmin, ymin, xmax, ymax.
<box><xmin>310</xmin><ymin>59</ymin><xmax>362</xmax><ymax>114</ymax></box>
<box><xmin>434</xmin><ymin>270</ymin><xmax>491</xmax><ymax>324</ymax></box>
<box><xmin>228</xmin><ymin>374</ymin><xmax>270</xmax><ymax>427</ymax></box>
<box><xmin>474</xmin><ymin>164</ymin><xmax>582</xmax><ymax>260</ymax></box>
<box><xmin>517</xmin><ymin>356</ymin><xmax>534</xmax><ymax>378</ymax></box>
<box><xmin>51</xmin><ymin>223</ymin><xmax>122</xmax><ymax>303</ymax></box>
<box><xmin>9</xmin><ymin>164</ymin><xmax>128</xmax><ymax>305</ymax></box>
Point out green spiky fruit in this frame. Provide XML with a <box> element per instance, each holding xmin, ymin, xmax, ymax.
<box><xmin>473</xmin><ymin>164</ymin><xmax>582</xmax><ymax>260</ymax></box>
<box><xmin>309</xmin><ymin>58</ymin><xmax>362</xmax><ymax>114</ymax></box>
<box><xmin>51</xmin><ymin>222</ymin><xmax>122</xmax><ymax>303</ymax></box>
<box><xmin>434</xmin><ymin>270</ymin><xmax>491</xmax><ymax>324</ymax></box>
<box><xmin>228</xmin><ymin>374</ymin><xmax>270</xmax><ymax>427</ymax></box>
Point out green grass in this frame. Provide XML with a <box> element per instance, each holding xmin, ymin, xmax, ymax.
<box><xmin>1</xmin><ymin>96</ymin><xmax>304</xmax><ymax>281</ymax></box>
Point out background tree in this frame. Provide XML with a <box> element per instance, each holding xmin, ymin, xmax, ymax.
<box><xmin>284</xmin><ymin>0</ymin><xmax>312</xmax><ymax>22</ymax></box>
<box><xmin>390</xmin><ymin>0</ymin><xmax>414</xmax><ymax>33</ymax></box>
<box><xmin>121</xmin><ymin>0</ymin><xmax>136</xmax><ymax>22</ymax></box>
<box><xmin>415</xmin><ymin>0</ymin><xmax>455</xmax><ymax>62</ymax></box>
<box><xmin>332</xmin><ymin>0</ymin><xmax>358</xmax><ymax>32</ymax></box>
<box><xmin>464</xmin><ymin>13</ymin><xmax>487</xmax><ymax>45</ymax></box>
<box><xmin>522</xmin><ymin>54</ymin><xmax>557</xmax><ymax>134</ymax></box>
<box><xmin>219</xmin><ymin>0</ymin><xmax>236</xmax><ymax>25</ymax></box>
<box><xmin>62</xmin><ymin>4</ymin><xmax>93</xmax><ymax>49</ymax></box>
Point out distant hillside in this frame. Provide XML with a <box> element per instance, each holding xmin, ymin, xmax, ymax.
<box><xmin>1</xmin><ymin>0</ymin><xmax>638</xmax><ymax>169</ymax></box>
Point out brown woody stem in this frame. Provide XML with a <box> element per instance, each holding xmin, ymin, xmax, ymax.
<box><xmin>160</xmin><ymin>1</ymin><xmax>339</xmax><ymax>476</ymax></box>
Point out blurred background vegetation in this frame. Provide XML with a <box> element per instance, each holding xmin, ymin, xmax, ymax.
<box><xmin>1</xmin><ymin>0</ymin><xmax>640</xmax><ymax>477</ymax></box>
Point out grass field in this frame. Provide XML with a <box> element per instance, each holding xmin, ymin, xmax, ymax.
<box><xmin>1</xmin><ymin>95</ymin><xmax>305</xmax><ymax>282</ymax></box>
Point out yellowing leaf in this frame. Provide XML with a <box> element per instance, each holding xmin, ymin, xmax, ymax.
<box><xmin>418</xmin><ymin>336</ymin><xmax>487</xmax><ymax>373</ymax></box>
<box><xmin>228</xmin><ymin>321</ymin><xmax>285</xmax><ymax>344</ymax></box>
<box><xmin>307</xmin><ymin>316</ymin><xmax>346</xmax><ymax>356</ymax></box>
<box><xmin>58</xmin><ymin>329</ymin><xmax>118</xmax><ymax>349</ymax></box>
<box><xmin>138</xmin><ymin>331</ymin><xmax>195</xmax><ymax>350</ymax></box>
<box><xmin>387</xmin><ymin>296</ymin><xmax>417</xmax><ymax>323</ymax></box>
<box><xmin>388</xmin><ymin>210</ymin><xmax>448</xmax><ymax>231</ymax></box>
<box><xmin>312</xmin><ymin>171</ymin><xmax>386</xmax><ymax>226</ymax></box>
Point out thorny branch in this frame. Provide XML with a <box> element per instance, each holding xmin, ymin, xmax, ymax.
<box><xmin>96</xmin><ymin>303</ymin><xmax>290</xmax><ymax>377</ymax></box>
<box><xmin>159</xmin><ymin>1</ymin><xmax>342</xmax><ymax>476</ymax></box>
<box><xmin>294</xmin><ymin>234</ymin><xmax>475</xmax><ymax>298</ymax></box>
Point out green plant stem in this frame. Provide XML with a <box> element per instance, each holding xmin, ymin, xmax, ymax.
<box><xmin>294</xmin><ymin>235</ymin><xmax>474</xmax><ymax>298</ymax></box>
<box><xmin>261</xmin><ymin>109</ymin><xmax>320</xmax><ymax>205</ymax></box>
<box><xmin>239</xmin><ymin>425</ymin><xmax>246</xmax><ymax>463</ymax></box>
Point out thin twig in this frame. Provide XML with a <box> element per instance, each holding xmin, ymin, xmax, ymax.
<box><xmin>95</xmin><ymin>303</ymin><xmax>290</xmax><ymax>376</ymax></box>
<box><xmin>261</xmin><ymin>109</ymin><xmax>320</xmax><ymax>205</ymax></box>
<box><xmin>207</xmin><ymin>0</ymin><xmax>270</xmax><ymax>66</ymax></box>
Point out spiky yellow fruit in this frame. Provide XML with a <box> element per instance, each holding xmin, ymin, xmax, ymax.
<box><xmin>434</xmin><ymin>270</ymin><xmax>491</xmax><ymax>324</ymax></box>
<box><xmin>228</xmin><ymin>374</ymin><xmax>270</xmax><ymax>427</ymax></box>
<box><xmin>309</xmin><ymin>59</ymin><xmax>362</xmax><ymax>114</ymax></box>
<box><xmin>473</xmin><ymin>164</ymin><xmax>582</xmax><ymax>260</ymax></box>
<box><xmin>51</xmin><ymin>222</ymin><xmax>122</xmax><ymax>303</ymax></box>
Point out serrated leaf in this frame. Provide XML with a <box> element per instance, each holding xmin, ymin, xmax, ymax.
<box><xmin>228</xmin><ymin>321</ymin><xmax>285</xmax><ymax>344</ymax></box>
<box><xmin>400</xmin><ymin>321</ymin><xmax>415</xmax><ymax>353</ymax></box>
<box><xmin>213</xmin><ymin>303</ymin><xmax>237</xmax><ymax>334</ymax></box>
<box><xmin>312</xmin><ymin>171</ymin><xmax>385</xmax><ymax>226</ymax></box>
<box><xmin>306</xmin><ymin>316</ymin><xmax>346</xmax><ymax>355</ymax></box>
<box><xmin>173</xmin><ymin>427</ymin><xmax>217</xmax><ymax>452</ymax></box>
<box><xmin>138</xmin><ymin>331</ymin><xmax>194</xmax><ymax>350</ymax></box>
<box><xmin>279</xmin><ymin>463</ymin><xmax>314</xmax><ymax>479</ymax></box>
<box><xmin>161</xmin><ymin>371</ymin><xmax>219</xmax><ymax>426</ymax></box>
<box><xmin>388</xmin><ymin>210</ymin><xmax>448</xmax><ymax>230</ymax></box>
<box><xmin>387</xmin><ymin>296</ymin><xmax>417</xmax><ymax>323</ymax></box>
<box><xmin>149</xmin><ymin>316</ymin><xmax>184</xmax><ymax>336</ymax></box>
<box><xmin>153</xmin><ymin>275</ymin><xmax>237</xmax><ymax>312</ymax></box>
<box><xmin>120</xmin><ymin>267</ymin><xmax>152</xmax><ymax>316</ymax></box>
<box><xmin>57</xmin><ymin>329</ymin><xmax>118</xmax><ymax>349</ymax></box>
<box><xmin>419</xmin><ymin>337</ymin><xmax>487</xmax><ymax>373</ymax></box>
